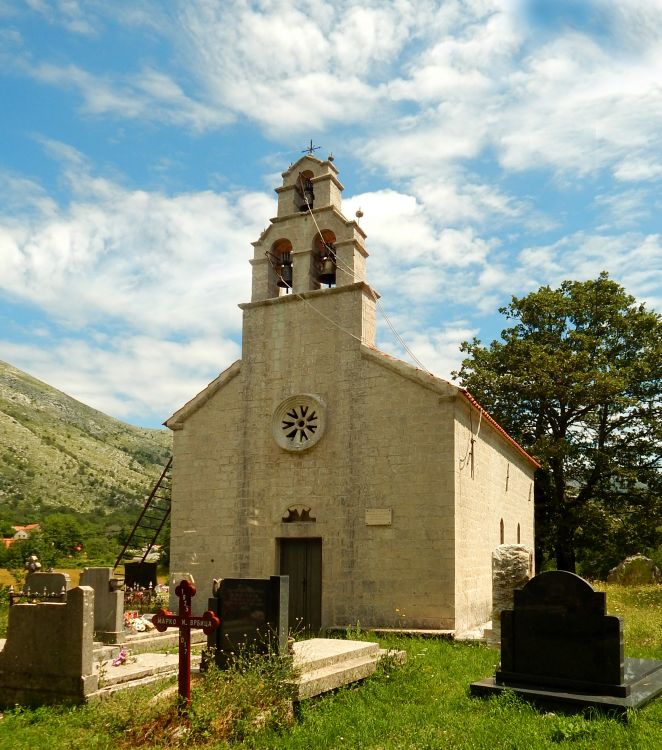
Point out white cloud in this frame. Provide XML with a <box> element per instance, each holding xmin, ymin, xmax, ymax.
<box><xmin>0</xmin><ymin>145</ymin><xmax>279</xmax><ymax>420</ymax></box>
<box><xmin>519</xmin><ymin>232</ymin><xmax>662</xmax><ymax>310</ymax></box>
<box><xmin>23</xmin><ymin>0</ymin><xmax>98</xmax><ymax>35</ymax></box>
<box><xmin>0</xmin><ymin>145</ymin><xmax>275</xmax><ymax>336</ymax></box>
<box><xmin>25</xmin><ymin>62</ymin><xmax>230</xmax><ymax>132</ymax></box>
<box><xmin>11</xmin><ymin>0</ymin><xmax>661</xmax><ymax>185</ymax></box>
<box><xmin>0</xmin><ymin>334</ymin><xmax>240</xmax><ymax>423</ymax></box>
<box><xmin>375</xmin><ymin>320</ymin><xmax>479</xmax><ymax>381</ymax></box>
<box><xmin>594</xmin><ymin>188</ymin><xmax>652</xmax><ymax>229</ymax></box>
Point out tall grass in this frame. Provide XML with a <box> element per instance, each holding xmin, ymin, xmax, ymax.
<box><xmin>0</xmin><ymin>583</ymin><xmax>660</xmax><ymax>749</ymax></box>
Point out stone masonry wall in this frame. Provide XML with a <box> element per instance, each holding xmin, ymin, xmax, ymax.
<box><xmin>169</xmin><ymin>283</ymin><xmax>459</xmax><ymax>628</ymax></box>
<box><xmin>453</xmin><ymin>404</ymin><xmax>535</xmax><ymax>634</ymax></box>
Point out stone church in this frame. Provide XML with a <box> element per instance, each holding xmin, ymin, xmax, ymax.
<box><xmin>166</xmin><ymin>154</ymin><xmax>538</xmax><ymax>635</ymax></box>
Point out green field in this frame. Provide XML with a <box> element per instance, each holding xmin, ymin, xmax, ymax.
<box><xmin>0</xmin><ymin>583</ymin><xmax>661</xmax><ymax>749</ymax></box>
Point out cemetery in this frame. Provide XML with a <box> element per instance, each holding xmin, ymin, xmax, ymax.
<box><xmin>0</xmin><ymin>563</ymin><xmax>661</xmax><ymax>747</ymax></box>
<box><xmin>0</xmin><ymin>156</ymin><xmax>660</xmax><ymax>748</ymax></box>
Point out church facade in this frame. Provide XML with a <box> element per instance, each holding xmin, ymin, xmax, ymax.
<box><xmin>166</xmin><ymin>155</ymin><xmax>538</xmax><ymax>635</ymax></box>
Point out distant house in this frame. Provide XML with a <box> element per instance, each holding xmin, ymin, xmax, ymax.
<box><xmin>2</xmin><ymin>523</ymin><xmax>40</xmax><ymax>549</ymax></box>
<box><xmin>12</xmin><ymin>524</ymin><xmax>40</xmax><ymax>540</ymax></box>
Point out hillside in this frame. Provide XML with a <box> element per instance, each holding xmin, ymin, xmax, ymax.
<box><xmin>0</xmin><ymin>359</ymin><xmax>171</xmax><ymax>518</ymax></box>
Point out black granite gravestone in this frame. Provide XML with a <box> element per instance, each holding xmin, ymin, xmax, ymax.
<box><xmin>471</xmin><ymin>571</ymin><xmax>662</xmax><ymax>714</ymax></box>
<box><xmin>207</xmin><ymin>576</ymin><xmax>289</xmax><ymax>668</ymax></box>
<box><xmin>124</xmin><ymin>561</ymin><xmax>158</xmax><ymax>589</ymax></box>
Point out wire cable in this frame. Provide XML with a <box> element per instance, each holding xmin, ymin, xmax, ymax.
<box><xmin>299</xmin><ymin>175</ymin><xmax>432</xmax><ymax>374</ymax></box>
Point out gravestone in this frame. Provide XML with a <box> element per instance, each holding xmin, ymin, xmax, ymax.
<box><xmin>24</xmin><ymin>571</ymin><xmax>71</xmax><ymax>599</ymax></box>
<box><xmin>207</xmin><ymin>576</ymin><xmax>289</xmax><ymax>668</ymax></box>
<box><xmin>124</xmin><ymin>561</ymin><xmax>158</xmax><ymax>589</ymax></box>
<box><xmin>79</xmin><ymin>567</ymin><xmax>124</xmax><ymax>644</ymax></box>
<box><xmin>471</xmin><ymin>571</ymin><xmax>662</xmax><ymax>713</ymax></box>
<box><xmin>607</xmin><ymin>554</ymin><xmax>661</xmax><ymax>585</ymax></box>
<box><xmin>0</xmin><ymin>586</ymin><xmax>98</xmax><ymax>706</ymax></box>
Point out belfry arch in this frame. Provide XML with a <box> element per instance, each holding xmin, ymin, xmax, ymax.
<box><xmin>268</xmin><ymin>238</ymin><xmax>293</xmax><ymax>295</ymax></box>
<box><xmin>314</xmin><ymin>230</ymin><xmax>337</xmax><ymax>287</ymax></box>
<box><xmin>295</xmin><ymin>170</ymin><xmax>315</xmax><ymax>212</ymax></box>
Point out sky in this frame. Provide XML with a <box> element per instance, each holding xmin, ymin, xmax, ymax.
<box><xmin>0</xmin><ymin>0</ymin><xmax>661</xmax><ymax>429</ymax></box>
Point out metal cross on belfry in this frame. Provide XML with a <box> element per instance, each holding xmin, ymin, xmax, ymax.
<box><xmin>152</xmin><ymin>579</ymin><xmax>220</xmax><ymax>710</ymax></box>
<box><xmin>302</xmin><ymin>139</ymin><xmax>320</xmax><ymax>155</ymax></box>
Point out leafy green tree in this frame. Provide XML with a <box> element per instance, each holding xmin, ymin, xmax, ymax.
<box><xmin>40</xmin><ymin>513</ymin><xmax>84</xmax><ymax>557</ymax></box>
<box><xmin>2</xmin><ymin>534</ymin><xmax>60</xmax><ymax>573</ymax></box>
<box><xmin>454</xmin><ymin>273</ymin><xmax>661</xmax><ymax>575</ymax></box>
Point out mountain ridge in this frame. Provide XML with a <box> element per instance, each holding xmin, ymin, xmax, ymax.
<box><xmin>0</xmin><ymin>359</ymin><xmax>171</xmax><ymax>519</ymax></box>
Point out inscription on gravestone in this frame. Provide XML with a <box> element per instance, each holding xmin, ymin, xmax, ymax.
<box><xmin>207</xmin><ymin>576</ymin><xmax>289</xmax><ymax>668</ymax></box>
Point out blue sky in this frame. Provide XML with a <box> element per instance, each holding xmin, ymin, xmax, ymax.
<box><xmin>1</xmin><ymin>0</ymin><xmax>660</xmax><ymax>428</ymax></box>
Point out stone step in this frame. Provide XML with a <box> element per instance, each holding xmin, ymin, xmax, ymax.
<box><xmin>290</xmin><ymin>639</ymin><xmax>406</xmax><ymax>700</ymax></box>
<box><xmin>94</xmin><ymin>651</ymin><xmax>202</xmax><ymax>688</ymax></box>
<box><xmin>294</xmin><ymin>653</ymin><xmax>380</xmax><ymax>699</ymax></box>
<box><xmin>122</xmin><ymin>628</ymin><xmax>207</xmax><ymax>654</ymax></box>
<box><xmin>93</xmin><ymin>642</ymin><xmax>122</xmax><ymax>662</ymax></box>
<box><xmin>89</xmin><ymin>669</ymin><xmax>185</xmax><ymax>701</ymax></box>
<box><xmin>88</xmin><ymin>638</ymin><xmax>406</xmax><ymax>703</ymax></box>
<box><xmin>292</xmin><ymin>638</ymin><xmax>380</xmax><ymax>673</ymax></box>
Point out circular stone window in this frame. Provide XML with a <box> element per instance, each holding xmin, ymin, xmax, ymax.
<box><xmin>273</xmin><ymin>394</ymin><xmax>326</xmax><ymax>451</ymax></box>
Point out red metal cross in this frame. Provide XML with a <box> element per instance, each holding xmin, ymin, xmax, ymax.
<box><xmin>152</xmin><ymin>579</ymin><xmax>220</xmax><ymax>709</ymax></box>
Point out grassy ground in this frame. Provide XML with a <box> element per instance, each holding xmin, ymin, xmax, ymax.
<box><xmin>0</xmin><ymin>584</ymin><xmax>660</xmax><ymax>749</ymax></box>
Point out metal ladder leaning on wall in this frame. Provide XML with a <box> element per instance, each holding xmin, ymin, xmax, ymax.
<box><xmin>113</xmin><ymin>456</ymin><xmax>172</xmax><ymax>574</ymax></box>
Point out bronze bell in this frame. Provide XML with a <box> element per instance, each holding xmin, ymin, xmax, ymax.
<box><xmin>277</xmin><ymin>253</ymin><xmax>293</xmax><ymax>288</ymax></box>
<box><xmin>303</xmin><ymin>180</ymin><xmax>314</xmax><ymax>208</ymax></box>
<box><xmin>319</xmin><ymin>255</ymin><xmax>336</xmax><ymax>286</ymax></box>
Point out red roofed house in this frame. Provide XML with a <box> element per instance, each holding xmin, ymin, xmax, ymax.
<box><xmin>166</xmin><ymin>155</ymin><xmax>539</xmax><ymax>635</ymax></box>
<box><xmin>2</xmin><ymin>523</ymin><xmax>40</xmax><ymax>549</ymax></box>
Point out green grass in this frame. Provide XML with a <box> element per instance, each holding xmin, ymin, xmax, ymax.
<box><xmin>0</xmin><ymin>584</ymin><xmax>661</xmax><ymax>749</ymax></box>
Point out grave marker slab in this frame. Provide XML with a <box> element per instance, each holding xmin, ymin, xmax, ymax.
<box><xmin>207</xmin><ymin>576</ymin><xmax>288</xmax><ymax>668</ymax></box>
<box><xmin>124</xmin><ymin>561</ymin><xmax>158</xmax><ymax>589</ymax></box>
<box><xmin>471</xmin><ymin>571</ymin><xmax>662</xmax><ymax>714</ymax></box>
<box><xmin>79</xmin><ymin>567</ymin><xmax>124</xmax><ymax>644</ymax></box>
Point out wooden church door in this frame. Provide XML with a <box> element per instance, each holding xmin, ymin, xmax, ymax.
<box><xmin>279</xmin><ymin>539</ymin><xmax>322</xmax><ymax>633</ymax></box>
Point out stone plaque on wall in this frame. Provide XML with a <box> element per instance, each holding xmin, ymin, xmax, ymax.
<box><xmin>365</xmin><ymin>508</ymin><xmax>392</xmax><ymax>526</ymax></box>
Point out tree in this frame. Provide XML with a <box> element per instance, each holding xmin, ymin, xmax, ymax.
<box><xmin>454</xmin><ymin>273</ymin><xmax>662</xmax><ymax>575</ymax></box>
<box><xmin>2</xmin><ymin>534</ymin><xmax>59</xmax><ymax>574</ymax></box>
<box><xmin>40</xmin><ymin>513</ymin><xmax>84</xmax><ymax>557</ymax></box>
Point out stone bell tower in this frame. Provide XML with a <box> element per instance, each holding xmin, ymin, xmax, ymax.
<box><xmin>245</xmin><ymin>154</ymin><xmax>377</xmax><ymax>347</ymax></box>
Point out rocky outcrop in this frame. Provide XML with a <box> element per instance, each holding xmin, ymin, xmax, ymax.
<box><xmin>488</xmin><ymin>544</ymin><xmax>532</xmax><ymax>645</ymax></box>
<box><xmin>607</xmin><ymin>555</ymin><xmax>661</xmax><ymax>585</ymax></box>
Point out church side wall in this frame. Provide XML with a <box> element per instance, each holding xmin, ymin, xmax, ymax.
<box><xmin>453</xmin><ymin>404</ymin><xmax>535</xmax><ymax>634</ymax></box>
<box><xmin>349</xmin><ymin>358</ymin><xmax>456</xmax><ymax>629</ymax></box>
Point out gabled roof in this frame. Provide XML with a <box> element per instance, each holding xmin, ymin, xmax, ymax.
<box><xmin>360</xmin><ymin>344</ymin><xmax>540</xmax><ymax>469</ymax></box>
<box><xmin>13</xmin><ymin>523</ymin><xmax>40</xmax><ymax>532</ymax></box>
<box><xmin>165</xmin><ymin>360</ymin><xmax>241</xmax><ymax>430</ymax></box>
<box><xmin>164</xmin><ymin>344</ymin><xmax>539</xmax><ymax>469</ymax></box>
<box><xmin>281</xmin><ymin>153</ymin><xmax>338</xmax><ymax>179</ymax></box>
